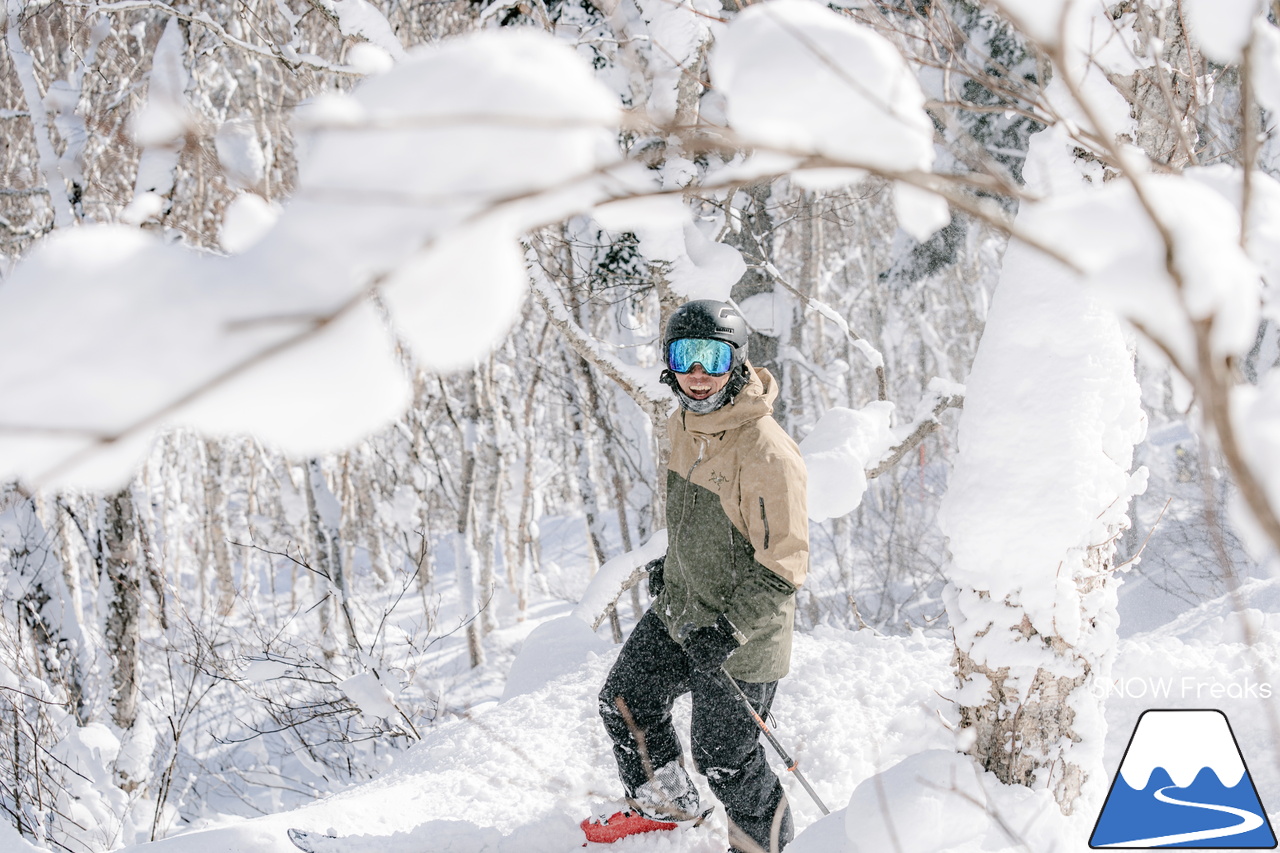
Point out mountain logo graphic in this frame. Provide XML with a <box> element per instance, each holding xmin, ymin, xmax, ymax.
<box><xmin>1090</xmin><ymin>709</ymin><xmax>1277</xmax><ymax>848</ymax></box>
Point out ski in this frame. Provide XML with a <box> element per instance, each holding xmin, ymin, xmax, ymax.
<box><xmin>287</xmin><ymin>828</ymin><xmax>340</xmax><ymax>853</ymax></box>
<box><xmin>291</xmin><ymin>807</ymin><xmax>712</xmax><ymax>850</ymax></box>
<box><xmin>580</xmin><ymin>806</ymin><xmax>713</xmax><ymax>845</ymax></box>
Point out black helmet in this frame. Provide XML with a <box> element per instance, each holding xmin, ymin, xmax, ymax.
<box><xmin>660</xmin><ymin>300</ymin><xmax>751</xmax><ymax>409</ymax></box>
<box><xmin>662</xmin><ymin>299</ymin><xmax>749</xmax><ymax>351</ymax></box>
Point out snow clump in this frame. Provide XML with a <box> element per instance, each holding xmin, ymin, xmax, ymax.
<box><xmin>712</xmin><ymin>0</ymin><xmax>935</xmax><ymax>187</ymax></box>
<box><xmin>0</xmin><ymin>29</ymin><xmax>622</xmax><ymax>489</ymax></box>
<box><xmin>799</xmin><ymin>403</ymin><xmax>895</xmax><ymax>522</ymax></box>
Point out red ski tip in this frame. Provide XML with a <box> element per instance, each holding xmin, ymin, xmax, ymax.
<box><xmin>581</xmin><ymin>810</ymin><xmax>678</xmax><ymax>843</ymax></box>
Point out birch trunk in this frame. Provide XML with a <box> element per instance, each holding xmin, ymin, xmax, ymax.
<box><xmin>359</xmin><ymin>448</ymin><xmax>394</xmax><ymax>588</ymax></box>
<box><xmin>583</xmin><ymin>366</ymin><xmax>641</xmax><ymax>618</ymax></box>
<box><xmin>103</xmin><ymin>486</ymin><xmax>141</xmax><ymax>733</ymax></box>
<box><xmin>408</xmin><ymin>382</ymin><xmax>436</xmax><ymax>594</ymax></box>
<box><xmin>562</xmin><ymin>348</ymin><xmax>620</xmax><ymax>640</ymax></box>
<box><xmin>513</xmin><ymin>376</ymin><xmax>542</xmax><ymax>619</ymax></box>
<box><xmin>728</xmin><ymin>183</ymin><xmax>781</xmax><ymax>383</ymax></box>
<box><xmin>131</xmin><ymin>19</ymin><xmax>185</xmax><ymax>200</ymax></box>
<box><xmin>557</xmin><ymin>350</ymin><xmax>605</xmax><ymax>562</ymax></box>
<box><xmin>4</xmin><ymin>0</ymin><xmax>75</xmax><ymax>226</ymax></box>
<box><xmin>305</xmin><ymin>457</ymin><xmax>358</xmax><ymax>658</ymax></box>
<box><xmin>473</xmin><ymin>364</ymin><xmax>500</xmax><ymax>636</ymax></box>
<box><xmin>456</xmin><ymin>370</ymin><xmax>485</xmax><ymax>668</ymax></box>
<box><xmin>203</xmin><ymin>438</ymin><xmax>235</xmax><ymax>614</ymax></box>
<box><xmin>4</xmin><ymin>492</ymin><xmax>88</xmax><ymax>723</ymax></box>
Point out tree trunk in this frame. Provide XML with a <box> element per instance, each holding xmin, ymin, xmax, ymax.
<box><xmin>513</xmin><ymin>362</ymin><xmax>544</xmax><ymax>619</ymax></box>
<box><xmin>305</xmin><ymin>457</ymin><xmax>358</xmax><ymax>658</ymax></box>
<box><xmin>203</xmin><ymin>438</ymin><xmax>235</xmax><ymax>614</ymax></box>
<box><xmin>563</xmin><ymin>347</ymin><xmax>610</xmax><ymax>573</ymax></box>
<box><xmin>951</xmin><ymin>537</ymin><xmax>1117</xmax><ymax>811</ymax></box>
<box><xmin>103</xmin><ymin>486</ymin><xmax>141</xmax><ymax>734</ymax></box>
<box><xmin>473</xmin><ymin>364</ymin><xmax>501</xmax><ymax>636</ymax></box>
<box><xmin>940</xmin><ymin>231</ymin><xmax>1144</xmax><ymax>816</ymax></box>
<box><xmin>728</xmin><ymin>183</ymin><xmax>781</xmax><ymax>377</ymax></box>
<box><xmin>359</xmin><ymin>447</ymin><xmax>394</xmax><ymax>588</ymax></box>
<box><xmin>408</xmin><ymin>380</ymin><xmax>437</xmax><ymax>595</ymax></box>
<box><xmin>4</xmin><ymin>1</ymin><xmax>76</xmax><ymax>226</ymax></box>
<box><xmin>4</xmin><ymin>491</ymin><xmax>88</xmax><ymax>723</ymax></box>
<box><xmin>456</xmin><ymin>370</ymin><xmax>486</xmax><ymax>668</ymax></box>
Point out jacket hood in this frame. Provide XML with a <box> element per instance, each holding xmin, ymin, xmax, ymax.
<box><xmin>678</xmin><ymin>364</ymin><xmax>777</xmax><ymax>436</ymax></box>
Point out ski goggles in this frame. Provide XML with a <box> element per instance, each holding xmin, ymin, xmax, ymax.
<box><xmin>666</xmin><ymin>338</ymin><xmax>734</xmax><ymax>376</ymax></box>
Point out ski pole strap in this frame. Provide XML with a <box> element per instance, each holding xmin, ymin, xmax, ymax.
<box><xmin>720</xmin><ymin>670</ymin><xmax>831</xmax><ymax>816</ymax></box>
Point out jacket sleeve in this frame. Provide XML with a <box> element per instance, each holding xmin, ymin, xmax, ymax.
<box><xmin>722</xmin><ymin>437</ymin><xmax>809</xmax><ymax>641</ymax></box>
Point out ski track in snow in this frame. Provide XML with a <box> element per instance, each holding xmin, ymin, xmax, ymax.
<box><xmin>1101</xmin><ymin>785</ymin><xmax>1264</xmax><ymax>847</ymax></box>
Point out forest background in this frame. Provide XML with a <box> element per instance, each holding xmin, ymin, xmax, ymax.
<box><xmin>1</xmin><ymin>0</ymin><xmax>1279</xmax><ymax>850</ymax></box>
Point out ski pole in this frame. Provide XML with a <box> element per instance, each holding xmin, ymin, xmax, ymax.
<box><xmin>721</xmin><ymin>669</ymin><xmax>830</xmax><ymax>815</ymax></box>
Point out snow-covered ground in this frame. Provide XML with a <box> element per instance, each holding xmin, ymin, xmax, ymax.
<box><xmin>108</xmin><ymin>575</ymin><xmax>1279</xmax><ymax>853</ymax></box>
<box><xmin>121</xmin><ymin>625</ymin><xmax>952</xmax><ymax>853</ymax></box>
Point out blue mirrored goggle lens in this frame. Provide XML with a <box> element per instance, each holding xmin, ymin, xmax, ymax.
<box><xmin>667</xmin><ymin>338</ymin><xmax>733</xmax><ymax>376</ymax></box>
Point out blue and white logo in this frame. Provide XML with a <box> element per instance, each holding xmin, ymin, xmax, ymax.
<box><xmin>1090</xmin><ymin>709</ymin><xmax>1277</xmax><ymax>848</ymax></box>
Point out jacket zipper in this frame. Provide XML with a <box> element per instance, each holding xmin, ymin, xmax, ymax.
<box><xmin>677</xmin><ymin>438</ymin><xmax>706</xmax><ymax>531</ymax></box>
<box><xmin>687</xmin><ymin>437</ymin><xmax>707</xmax><ymax>481</ymax></box>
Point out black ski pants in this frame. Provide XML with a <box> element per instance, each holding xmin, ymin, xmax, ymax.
<box><xmin>598</xmin><ymin>609</ymin><xmax>793</xmax><ymax>853</ymax></box>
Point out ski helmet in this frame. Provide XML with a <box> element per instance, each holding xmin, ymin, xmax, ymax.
<box><xmin>662</xmin><ymin>299</ymin><xmax>749</xmax><ymax>352</ymax></box>
<box><xmin>660</xmin><ymin>300</ymin><xmax>751</xmax><ymax>410</ymax></box>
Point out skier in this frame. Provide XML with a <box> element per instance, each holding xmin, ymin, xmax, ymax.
<box><xmin>598</xmin><ymin>299</ymin><xmax>809</xmax><ymax>853</ymax></box>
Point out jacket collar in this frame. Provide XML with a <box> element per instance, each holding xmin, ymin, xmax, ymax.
<box><xmin>680</xmin><ymin>364</ymin><xmax>777</xmax><ymax>436</ymax></box>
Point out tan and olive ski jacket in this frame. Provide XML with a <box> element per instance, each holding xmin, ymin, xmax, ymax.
<box><xmin>655</xmin><ymin>365</ymin><xmax>809</xmax><ymax>682</ymax></box>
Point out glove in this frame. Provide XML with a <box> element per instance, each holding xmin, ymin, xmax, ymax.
<box><xmin>681</xmin><ymin>615</ymin><xmax>741</xmax><ymax>673</ymax></box>
<box><xmin>646</xmin><ymin>556</ymin><xmax>665</xmax><ymax>597</ymax></box>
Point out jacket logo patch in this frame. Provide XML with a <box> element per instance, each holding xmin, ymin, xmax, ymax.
<box><xmin>708</xmin><ymin>471</ymin><xmax>728</xmax><ymax>488</ymax></box>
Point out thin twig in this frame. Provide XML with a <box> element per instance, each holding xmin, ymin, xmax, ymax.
<box><xmin>1112</xmin><ymin>496</ymin><xmax>1172</xmax><ymax>572</ymax></box>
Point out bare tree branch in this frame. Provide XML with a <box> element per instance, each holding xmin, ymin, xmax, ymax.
<box><xmin>867</xmin><ymin>385</ymin><xmax>965</xmax><ymax>479</ymax></box>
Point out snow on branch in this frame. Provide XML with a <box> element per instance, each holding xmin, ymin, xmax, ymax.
<box><xmin>301</xmin><ymin>0</ymin><xmax>407</xmax><ymax>63</ymax></box>
<box><xmin>800</xmin><ymin>378</ymin><xmax>963</xmax><ymax>523</ymax></box>
<box><xmin>526</xmin><ymin>241</ymin><xmax>670</xmax><ymax>419</ymax></box>
<box><xmin>0</xmin><ymin>30</ymin><xmax>624</xmax><ymax>490</ymax></box>
<box><xmin>867</xmin><ymin>379</ymin><xmax>965</xmax><ymax>480</ymax></box>
<box><xmin>0</xmin><ymin>0</ymin><xmax>1101</xmax><ymax>498</ymax></box>
<box><xmin>89</xmin><ymin>1</ymin><xmax>368</xmax><ymax>76</ymax></box>
<box><xmin>976</xmin><ymin>1</ymin><xmax>1280</xmax><ymax>561</ymax></box>
<box><xmin>763</xmin><ymin>260</ymin><xmax>889</xmax><ymax>401</ymax></box>
<box><xmin>572</xmin><ymin>530</ymin><xmax>667</xmax><ymax>631</ymax></box>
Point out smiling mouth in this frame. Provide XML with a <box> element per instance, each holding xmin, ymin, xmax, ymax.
<box><xmin>687</xmin><ymin>385</ymin><xmax>713</xmax><ymax>399</ymax></box>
